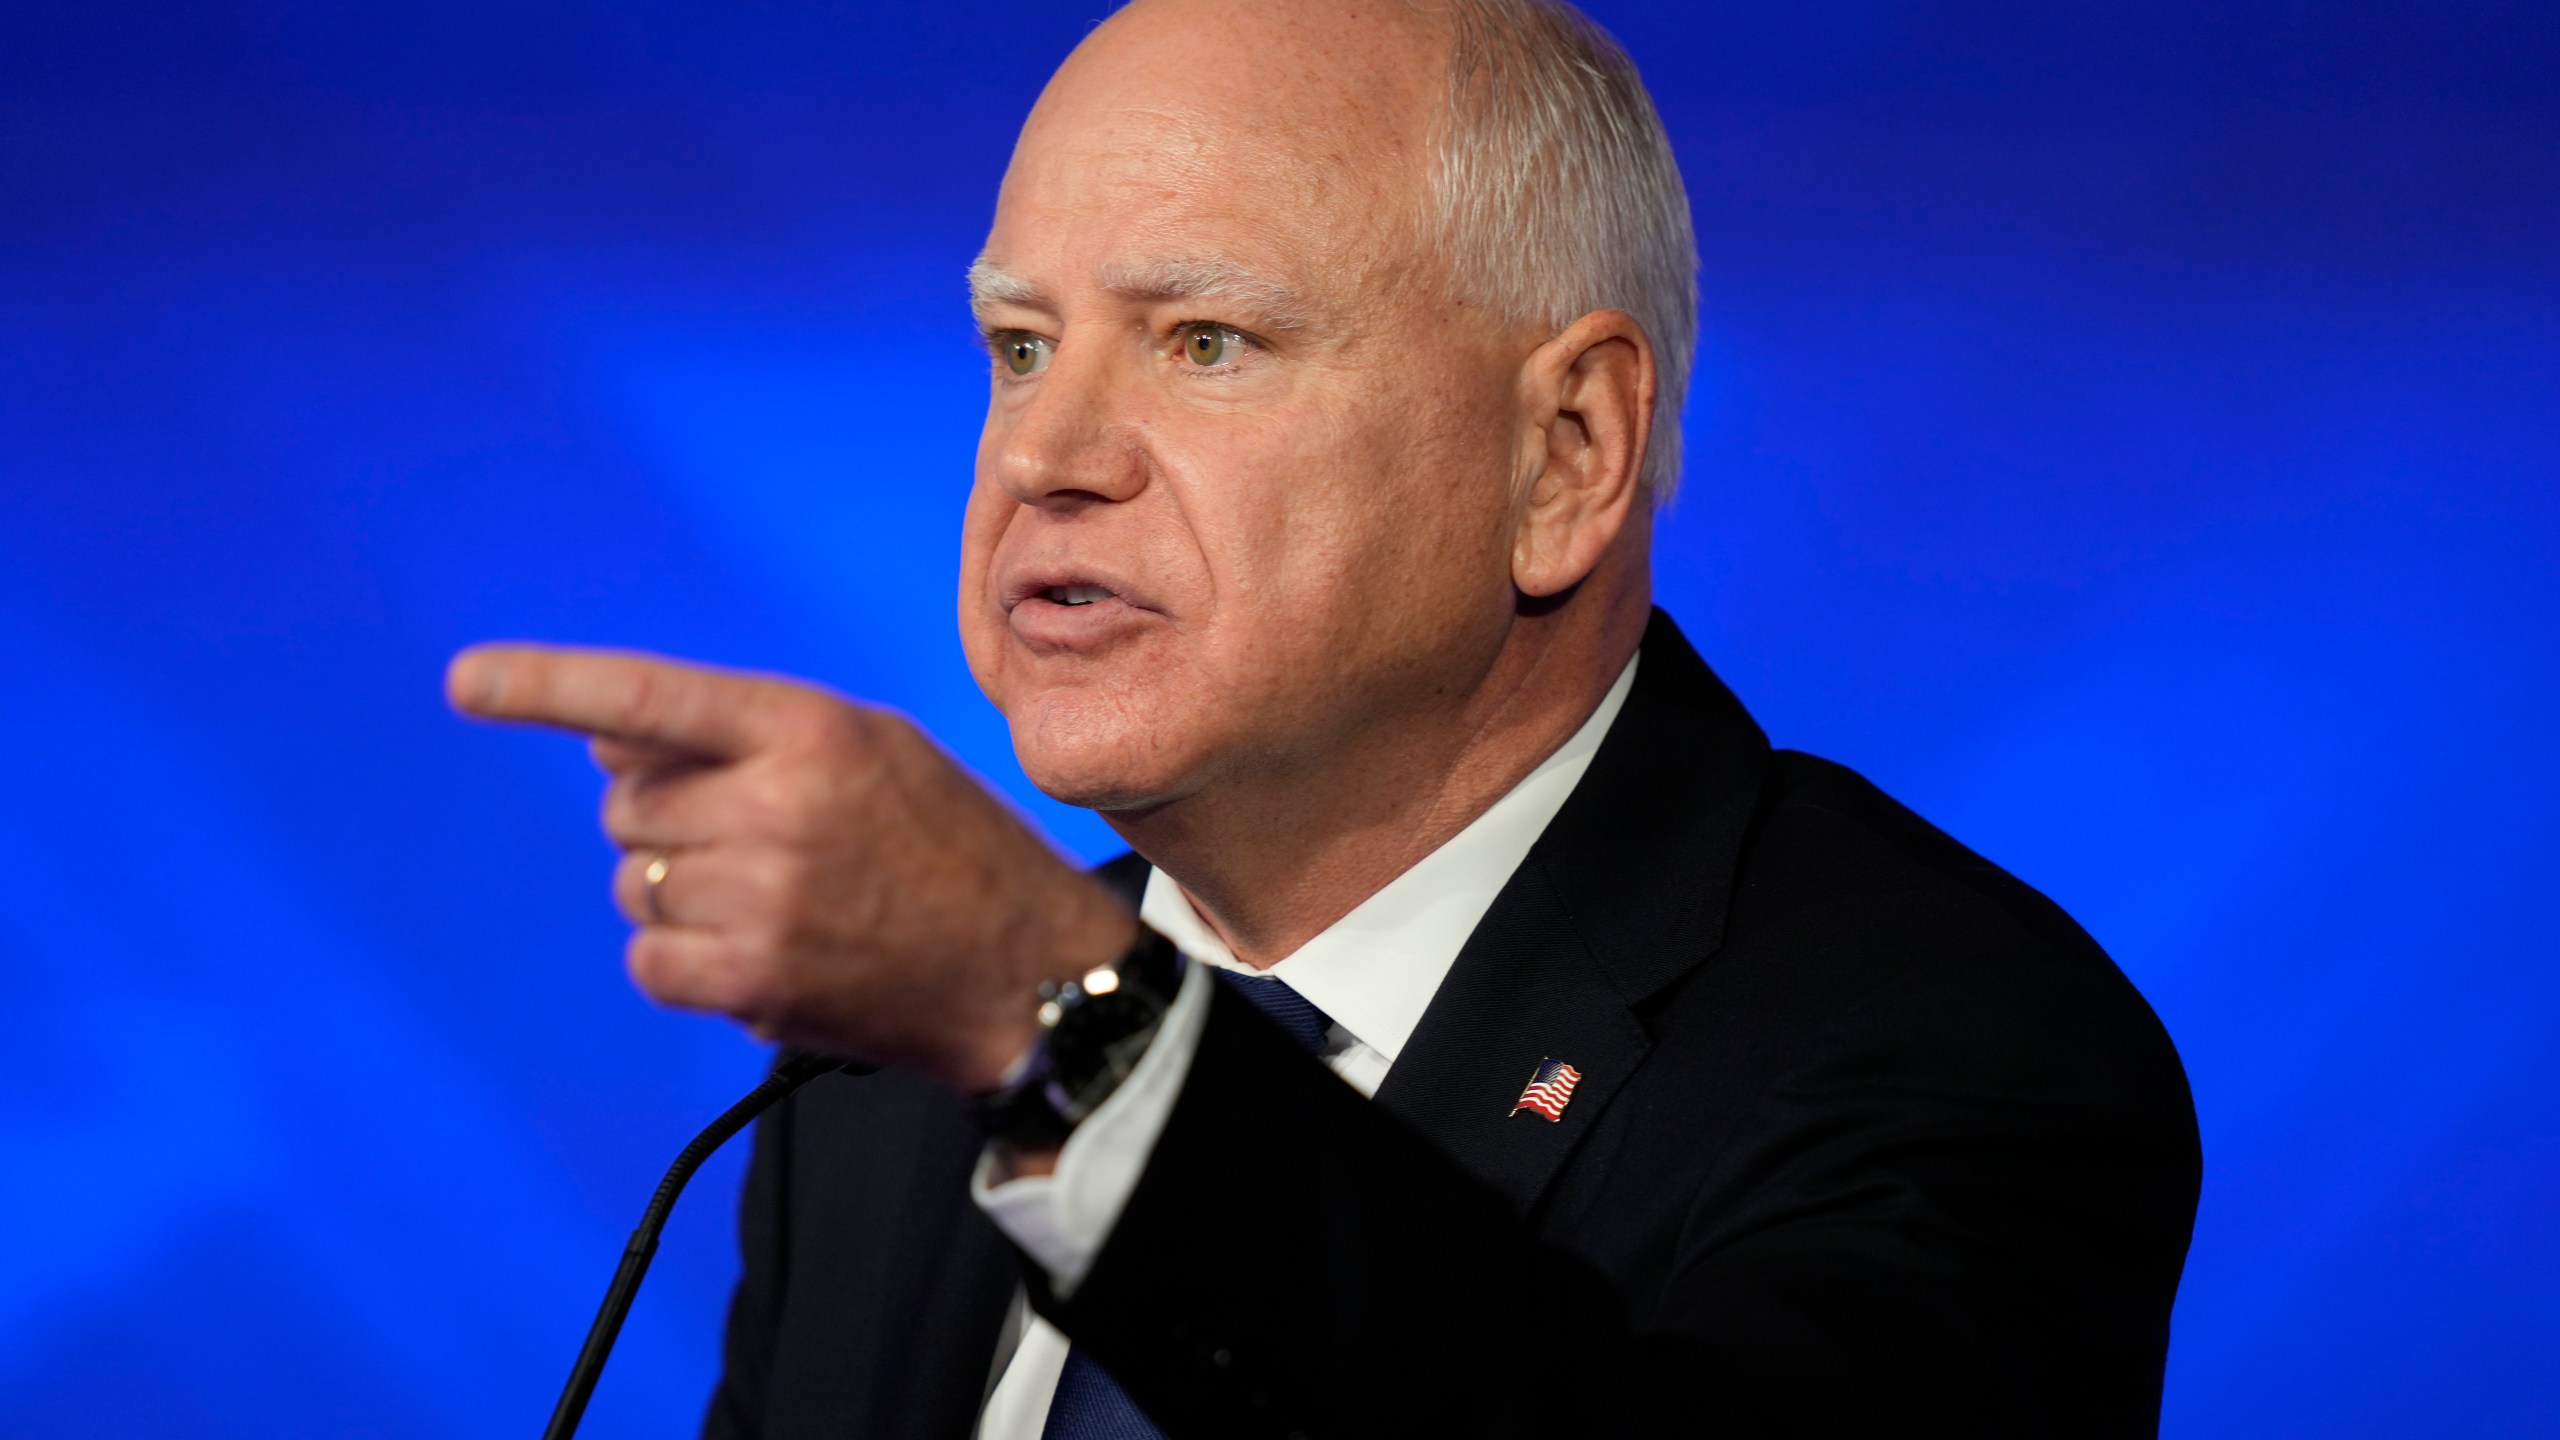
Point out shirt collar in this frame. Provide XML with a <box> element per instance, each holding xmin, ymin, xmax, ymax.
<box><xmin>1138</xmin><ymin>652</ymin><xmax>1640</xmax><ymax>1068</ymax></box>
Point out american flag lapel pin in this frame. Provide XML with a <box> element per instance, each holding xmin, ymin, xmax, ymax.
<box><xmin>1510</xmin><ymin>1057</ymin><xmax>1583</xmax><ymax>1122</ymax></box>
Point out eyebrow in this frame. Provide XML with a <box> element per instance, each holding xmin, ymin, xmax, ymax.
<box><xmin>966</xmin><ymin>258</ymin><xmax>1045</xmax><ymax>321</ymax></box>
<box><xmin>967</xmin><ymin>254</ymin><xmax>1317</xmax><ymax>333</ymax></box>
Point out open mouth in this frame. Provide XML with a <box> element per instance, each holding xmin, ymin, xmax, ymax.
<box><xmin>1044</xmin><ymin>583</ymin><xmax>1116</xmax><ymax>607</ymax></box>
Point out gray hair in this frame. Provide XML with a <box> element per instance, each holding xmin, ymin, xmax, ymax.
<box><xmin>1431</xmin><ymin>0</ymin><xmax>1698</xmax><ymax>502</ymax></box>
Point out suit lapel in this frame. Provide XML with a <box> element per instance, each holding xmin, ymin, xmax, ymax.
<box><xmin>1372</xmin><ymin>855</ymin><xmax>1649</xmax><ymax>1214</ymax></box>
<box><xmin>1375</xmin><ymin>609</ymin><xmax>1769</xmax><ymax>1215</ymax></box>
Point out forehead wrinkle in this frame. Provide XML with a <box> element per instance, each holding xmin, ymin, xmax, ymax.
<box><xmin>1096</xmin><ymin>255</ymin><xmax>1318</xmax><ymax>332</ymax></box>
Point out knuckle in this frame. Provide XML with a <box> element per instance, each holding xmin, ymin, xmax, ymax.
<box><xmin>611</xmin><ymin>859</ymin><xmax>644</xmax><ymax>919</ymax></box>
<box><xmin>798</xmin><ymin>696</ymin><xmax>878</xmax><ymax>764</ymax></box>
<box><xmin>746</xmin><ymin>851</ymin><xmax>802</xmax><ymax>911</ymax></box>
<box><xmin>716</xmin><ymin>937</ymin><xmax>787</xmax><ymax>1016</ymax></box>
<box><xmin>738</xmin><ymin>767</ymin><xmax>812</xmax><ymax>836</ymax></box>
<box><xmin>631</xmin><ymin>932</ymin><xmax>756</xmax><ymax>1017</ymax></box>
<box><xmin>624</xmin><ymin>931</ymin><xmax>673</xmax><ymax>996</ymax></box>
<box><xmin>600</xmin><ymin>779</ymin><xmax>640</xmax><ymax>838</ymax></box>
<box><xmin>620</xmin><ymin>664</ymin><xmax>671</xmax><ymax>734</ymax></box>
<box><xmin>862</xmin><ymin>705</ymin><xmax>924</xmax><ymax>759</ymax></box>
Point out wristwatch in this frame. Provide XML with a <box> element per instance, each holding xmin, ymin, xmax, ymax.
<box><xmin>971</xmin><ymin>923</ymin><xmax>1185</xmax><ymax>1148</ymax></box>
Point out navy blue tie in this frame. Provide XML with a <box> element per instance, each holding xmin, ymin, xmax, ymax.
<box><xmin>1215</xmin><ymin>966</ymin><xmax>1334</xmax><ymax>1055</ymax></box>
<box><xmin>1038</xmin><ymin>967</ymin><xmax>1331</xmax><ymax>1440</ymax></box>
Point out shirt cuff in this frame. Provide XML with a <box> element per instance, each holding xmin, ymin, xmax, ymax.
<box><xmin>970</xmin><ymin>956</ymin><xmax>1212</xmax><ymax>1296</ymax></box>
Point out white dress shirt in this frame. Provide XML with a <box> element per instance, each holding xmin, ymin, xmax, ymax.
<box><xmin>968</xmin><ymin>654</ymin><xmax>1639</xmax><ymax>1440</ymax></box>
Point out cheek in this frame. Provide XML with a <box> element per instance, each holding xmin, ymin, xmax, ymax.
<box><xmin>1159</xmin><ymin>387</ymin><xmax>1514</xmax><ymax>715</ymax></box>
<box><xmin>1251</xmin><ymin>389</ymin><xmax>1510</xmax><ymax>606</ymax></box>
<box><xmin>1319</xmin><ymin>394</ymin><xmax>1523</xmax><ymax>678</ymax></box>
<box><xmin>954</xmin><ymin>473</ymin><xmax>1016</xmax><ymax>698</ymax></box>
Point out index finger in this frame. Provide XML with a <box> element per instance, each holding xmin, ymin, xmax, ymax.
<box><xmin>446</xmin><ymin>644</ymin><xmax>797</xmax><ymax>758</ymax></box>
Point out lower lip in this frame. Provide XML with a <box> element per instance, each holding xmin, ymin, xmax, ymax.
<box><xmin>1008</xmin><ymin>593</ymin><xmax>1152</xmax><ymax>650</ymax></box>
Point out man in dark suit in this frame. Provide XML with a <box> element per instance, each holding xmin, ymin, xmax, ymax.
<box><xmin>449</xmin><ymin>0</ymin><xmax>2200</xmax><ymax>1434</ymax></box>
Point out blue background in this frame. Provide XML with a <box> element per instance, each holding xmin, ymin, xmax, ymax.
<box><xmin>3</xmin><ymin>1</ymin><xmax>2553</xmax><ymax>1435</ymax></box>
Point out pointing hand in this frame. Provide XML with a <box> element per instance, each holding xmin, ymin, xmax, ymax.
<box><xmin>446</xmin><ymin>644</ymin><xmax>1136</xmax><ymax>1094</ymax></box>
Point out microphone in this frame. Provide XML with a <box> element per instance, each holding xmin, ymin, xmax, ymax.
<box><xmin>540</xmin><ymin>1051</ymin><xmax>874</xmax><ymax>1440</ymax></box>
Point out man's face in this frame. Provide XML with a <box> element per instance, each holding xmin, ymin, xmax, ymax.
<box><xmin>959</xmin><ymin>2</ymin><xmax>1529</xmax><ymax>812</ymax></box>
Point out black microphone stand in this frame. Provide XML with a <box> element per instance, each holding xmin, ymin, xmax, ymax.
<box><xmin>540</xmin><ymin>1051</ymin><xmax>865</xmax><ymax>1440</ymax></box>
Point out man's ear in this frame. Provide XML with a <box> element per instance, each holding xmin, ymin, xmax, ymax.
<box><xmin>1509</xmin><ymin>309</ymin><xmax>1656</xmax><ymax>598</ymax></box>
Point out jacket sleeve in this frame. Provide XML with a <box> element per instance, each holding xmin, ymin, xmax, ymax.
<box><xmin>1027</xmin><ymin>973</ymin><xmax>2196</xmax><ymax>1439</ymax></box>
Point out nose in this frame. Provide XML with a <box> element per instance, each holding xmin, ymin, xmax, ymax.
<box><xmin>982</xmin><ymin>339</ymin><xmax>1150</xmax><ymax>509</ymax></box>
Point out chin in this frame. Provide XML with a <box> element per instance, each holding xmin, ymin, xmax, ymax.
<box><xmin>1005</xmin><ymin>689</ymin><xmax>1198</xmax><ymax>813</ymax></box>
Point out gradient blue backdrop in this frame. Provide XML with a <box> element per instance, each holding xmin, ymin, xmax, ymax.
<box><xmin>3</xmin><ymin>2</ymin><xmax>2553</xmax><ymax>1435</ymax></box>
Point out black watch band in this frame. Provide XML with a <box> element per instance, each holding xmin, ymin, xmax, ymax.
<box><xmin>971</xmin><ymin>923</ymin><xmax>1185</xmax><ymax>1147</ymax></box>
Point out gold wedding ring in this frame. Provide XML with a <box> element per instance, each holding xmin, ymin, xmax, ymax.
<box><xmin>642</xmin><ymin>851</ymin><xmax>672</xmax><ymax>925</ymax></box>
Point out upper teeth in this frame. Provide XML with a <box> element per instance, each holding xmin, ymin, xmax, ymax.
<box><xmin>1051</xmin><ymin>584</ymin><xmax>1112</xmax><ymax>606</ymax></box>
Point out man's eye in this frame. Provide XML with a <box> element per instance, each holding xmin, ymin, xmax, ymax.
<box><xmin>1000</xmin><ymin>335</ymin><xmax>1052</xmax><ymax>377</ymax></box>
<box><xmin>1181</xmin><ymin>325</ymin><xmax>1241</xmax><ymax>367</ymax></box>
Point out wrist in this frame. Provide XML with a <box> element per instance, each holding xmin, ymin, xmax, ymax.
<box><xmin>971</xmin><ymin>923</ymin><xmax>1184</xmax><ymax>1147</ymax></box>
<box><xmin>953</xmin><ymin>882</ymin><xmax>1140</xmax><ymax>1095</ymax></box>
<box><xmin>1051</xmin><ymin>882</ymin><xmax>1144</xmax><ymax>983</ymax></box>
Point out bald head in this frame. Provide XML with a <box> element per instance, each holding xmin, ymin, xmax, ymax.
<box><xmin>1049</xmin><ymin>0</ymin><xmax>1451</xmax><ymax>141</ymax></box>
<box><xmin>982</xmin><ymin>0</ymin><xmax>1457</xmax><ymax>338</ymax></box>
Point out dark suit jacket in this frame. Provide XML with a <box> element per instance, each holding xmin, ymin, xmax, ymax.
<box><xmin>702</xmin><ymin>610</ymin><xmax>2201</xmax><ymax>1438</ymax></box>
